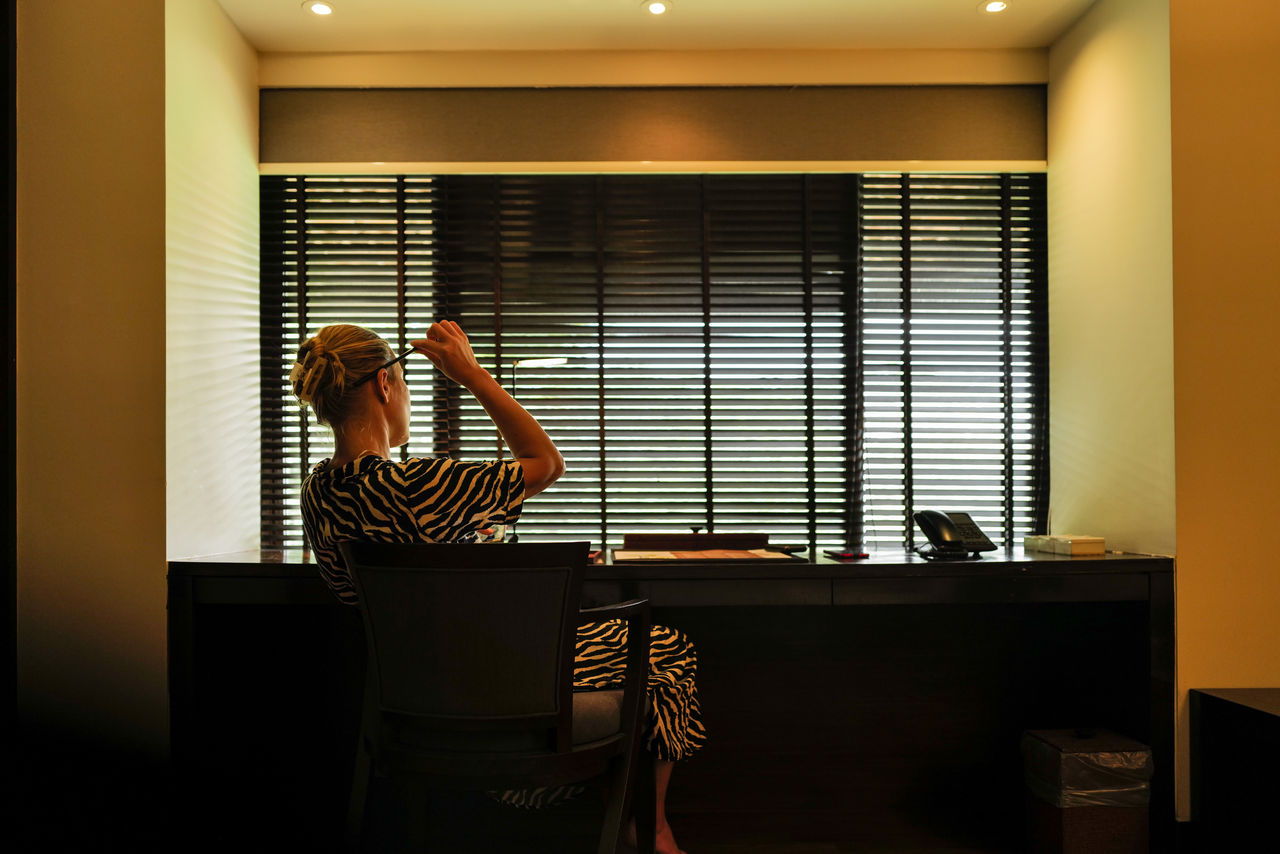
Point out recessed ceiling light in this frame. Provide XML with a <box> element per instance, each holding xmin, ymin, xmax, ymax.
<box><xmin>643</xmin><ymin>0</ymin><xmax>671</xmax><ymax>15</ymax></box>
<box><xmin>302</xmin><ymin>1</ymin><xmax>333</xmax><ymax>15</ymax></box>
<box><xmin>982</xmin><ymin>1</ymin><xmax>1009</xmax><ymax>12</ymax></box>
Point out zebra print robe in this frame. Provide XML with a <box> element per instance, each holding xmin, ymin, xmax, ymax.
<box><xmin>301</xmin><ymin>454</ymin><xmax>706</xmax><ymax>806</ymax></box>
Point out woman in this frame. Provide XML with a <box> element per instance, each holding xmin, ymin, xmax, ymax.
<box><xmin>291</xmin><ymin>320</ymin><xmax>703</xmax><ymax>854</ymax></box>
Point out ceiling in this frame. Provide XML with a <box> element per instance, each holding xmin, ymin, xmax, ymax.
<box><xmin>217</xmin><ymin>0</ymin><xmax>1098</xmax><ymax>53</ymax></box>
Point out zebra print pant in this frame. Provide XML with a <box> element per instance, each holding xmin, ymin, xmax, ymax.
<box><xmin>496</xmin><ymin>620</ymin><xmax>707</xmax><ymax>809</ymax></box>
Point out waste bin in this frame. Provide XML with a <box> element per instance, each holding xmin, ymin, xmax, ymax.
<box><xmin>1021</xmin><ymin>729</ymin><xmax>1152</xmax><ymax>854</ymax></box>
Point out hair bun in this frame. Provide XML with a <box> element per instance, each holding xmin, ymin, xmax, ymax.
<box><xmin>291</xmin><ymin>338</ymin><xmax>347</xmax><ymax>404</ymax></box>
<box><xmin>291</xmin><ymin>324</ymin><xmax>390</xmax><ymax>428</ymax></box>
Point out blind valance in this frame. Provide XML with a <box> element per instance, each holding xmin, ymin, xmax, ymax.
<box><xmin>260</xmin><ymin>86</ymin><xmax>1047</xmax><ymax>169</ymax></box>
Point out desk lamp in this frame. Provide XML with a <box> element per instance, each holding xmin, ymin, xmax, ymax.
<box><xmin>502</xmin><ymin>357</ymin><xmax>568</xmax><ymax>542</ymax></box>
<box><xmin>511</xmin><ymin>356</ymin><xmax>568</xmax><ymax>398</ymax></box>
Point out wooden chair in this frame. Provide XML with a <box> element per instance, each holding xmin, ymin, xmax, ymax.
<box><xmin>339</xmin><ymin>540</ymin><xmax>654</xmax><ymax>853</ymax></box>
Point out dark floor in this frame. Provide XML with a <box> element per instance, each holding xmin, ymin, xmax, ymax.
<box><xmin>15</xmin><ymin>752</ymin><xmax>1194</xmax><ymax>854</ymax></box>
<box><xmin>17</xmin><ymin>720</ymin><xmax>1193</xmax><ymax>854</ymax></box>
<box><xmin>364</xmin><ymin>783</ymin><xmax>1021</xmax><ymax>854</ymax></box>
<box><xmin>12</xmin><ymin>738</ymin><xmax>1014</xmax><ymax>854</ymax></box>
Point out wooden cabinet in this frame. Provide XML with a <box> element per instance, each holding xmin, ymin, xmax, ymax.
<box><xmin>1190</xmin><ymin>688</ymin><xmax>1280</xmax><ymax>849</ymax></box>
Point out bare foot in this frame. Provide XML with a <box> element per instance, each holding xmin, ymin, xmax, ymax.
<box><xmin>626</xmin><ymin>817</ymin><xmax>686</xmax><ymax>854</ymax></box>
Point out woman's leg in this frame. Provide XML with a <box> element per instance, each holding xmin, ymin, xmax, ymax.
<box><xmin>577</xmin><ymin>621</ymin><xmax>704</xmax><ymax>854</ymax></box>
<box><xmin>652</xmin><ymin>758</ymin><xmax>683</xmax><ymax>854</ymax></box>
<box><xmin>627</xmin><ymin>758</ymin><xmax>682</xmax><ymax>854</ymax></box>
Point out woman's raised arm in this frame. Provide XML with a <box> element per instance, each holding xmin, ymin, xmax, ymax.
<box><xmin>412</xmin><ymin>320</ymin><xmax>565</xmax><ymax>497</ymax></box>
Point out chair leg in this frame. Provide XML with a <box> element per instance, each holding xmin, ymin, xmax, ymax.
<box><xmin>598</xmin><ymin>753</ymin><xmax>631</xmax><ymax>854</ymax></box>
<box><xmin>598</xmin><ymin>746</ymin><xmax>656</xmax><ymax>854</ymax></box>
<box><xmin>345</xmin><ymin>740</ymin><xmax>372</xmax><ymax>851</ymax></box>
<box><xmin>633</xmin><ymin>755</ymin><xmax>656</xmax><ymax>854</ymax></box>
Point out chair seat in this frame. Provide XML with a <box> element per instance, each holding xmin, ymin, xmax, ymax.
<box><xmin>571</xmin><ymin>689</ymin><xmax>624</xmax><ymax>746</ymax></box>
<box><xmin>383</xmin><ymin>689</ymin><xmax>626</xmax><ymax>755</ymax></box>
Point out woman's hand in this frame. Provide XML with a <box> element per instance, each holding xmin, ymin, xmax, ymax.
<box><xmin>412</xmin><ymin>320</ymin><xmax>488</xmax><ymax>388</ymax></box>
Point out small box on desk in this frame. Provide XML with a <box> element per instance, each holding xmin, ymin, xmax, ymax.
<box><xmin>1024</xmin><ymin>534</ymin><xmax>1106</xmax><ymax>555</ymax></box>
<box><xmin>1022</xmin><ymin>729</ymin><xmax>1151</xmax><ymax>854</ymax></box>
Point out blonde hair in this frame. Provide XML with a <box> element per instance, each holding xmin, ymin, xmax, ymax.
<box><xmin>290</xmin><ymin>325</ymin><xmax>394</xmax><ymax>427</ymax></box>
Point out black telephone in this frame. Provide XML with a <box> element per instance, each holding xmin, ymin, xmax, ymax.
<box><xmin>913</xmin><ymin>510</ymin><xmax>997</xmax><ymax>560</ymax></box>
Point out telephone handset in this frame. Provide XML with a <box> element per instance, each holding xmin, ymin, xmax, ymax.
<box><xmin>913</xmin><ymin>510</ymin><xmax>997</xmax><ymax>560</ymax></box>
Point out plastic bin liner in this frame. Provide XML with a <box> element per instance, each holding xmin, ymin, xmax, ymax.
<box><xmin>1022</xmin><ymin>729</ymin><xmax>1153</xmax><ymax>808</ymax></box>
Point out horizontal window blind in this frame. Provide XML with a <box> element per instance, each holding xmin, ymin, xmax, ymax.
<box><xmin>859</xmin><ymin>174</ymin><xmax>1047</xmax><ymax>548</ymax></box>
<box><xmin>260</xmin><ymin>176</ymin><xmax>440</xmax><ymax>549</ymax></box>
<box><xmin>261</xmin><ymin>173</ymin><xmax>1047</xmax><ymax>552</ymax></box>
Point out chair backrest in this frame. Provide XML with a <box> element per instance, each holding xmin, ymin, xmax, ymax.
<box><xmin>340</xmin><ymin>541</ymin><xmax>588</xmax><ymax>741</ymax></box>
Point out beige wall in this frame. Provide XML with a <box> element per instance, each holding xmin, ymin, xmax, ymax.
<box><xmin>16</xmin><ymin>0</ymin><xmax>167</xmax><ymax>749</ymax></box>
<box><xmin>1047</xmin><ymin>0</ymin><xmax>1175</xmax><ymax>557</ymax></box>
<box><xmin>1170</xmin><ymin>0</ymin><xmax>1280</xmax><ymax>820</ymax></box>
<box><xmin>166</xmin><ymin>0</ymin><xmax>261</xmax><ymax>559</ymax></box>
<box><xmin>1046</xmin><ymin>0</ymin><xmax>1182</xmax><ymax>812</ymax></box>
<box><xmin>15</xmin><ymin>0</ymin><xmax>259</xmax><ymax>752</ymax></box>
<box><xmin>259</xmin><ymin>47</ymin><xmax>1048</xmax><ymax>89</ymax></box>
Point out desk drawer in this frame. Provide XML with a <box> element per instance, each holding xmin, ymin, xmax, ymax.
<box><xmin>834</xmin><ymin>574</ymin><xmax>1150</xmax><ymax>605</ymax></box>
<box><xmin>584</xmin><ymin>578</ymin><xmax>830</xmax><ymax>607</ymax></box>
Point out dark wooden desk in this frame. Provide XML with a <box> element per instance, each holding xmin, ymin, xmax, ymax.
<box><xmin>168</xmin><ymin>548</ymin><xmax>1173</xmax><ymax>852</ymax></box>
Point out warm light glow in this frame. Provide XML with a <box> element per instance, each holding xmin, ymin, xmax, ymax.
<box><xmin>983</xmin><ymin>1</ymin><xmax>1008</xmax><ymax>12</ymax></box>
<box><xmin>514</xmin><ymin>357</ymin><xmax>568</xmax><ymax>369</ymax></box>
<box><xmin>303</xmin><ymin>1</ymin><xmax>333</xmax><ymax>15</ymax></box>
<box><xmin>645</xmin><ymin>1</ymin><xmax>669</xmax><ymax>15</ymax></box>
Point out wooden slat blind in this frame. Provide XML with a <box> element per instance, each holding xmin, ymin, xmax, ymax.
<box><xmin>261</xmin><ymin>173</ymin><xmax>1047</xmax><ymax>552</ymax></box>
